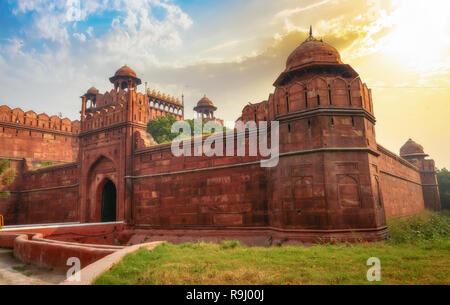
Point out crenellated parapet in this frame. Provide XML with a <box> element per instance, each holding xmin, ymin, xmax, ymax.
<box><xmin>147</xmin><ymin>89</ymin><xmax>183</xmax><ymax>118</ymax></box>
<box><xmin>0</xmin><ymin>105</ymin><xmax>80</xmax><ymax>162</ymax></box>
<box><xmin>82</xmin><ymin>92</ymin><xmax>127</xmax><ymax>132</ymax></box>
<box><xmin>0</xmin><ymin>105</ymin><xmax>80</xmax><ymax>134</ymax></box>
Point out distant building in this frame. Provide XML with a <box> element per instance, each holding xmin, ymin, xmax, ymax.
<box><xmin>193</xmin><ymin>95</ymin><xmax>224</xmax><ymax>126</ymax></box>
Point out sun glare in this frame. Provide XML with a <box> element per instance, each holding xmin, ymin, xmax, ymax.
<box><xmin>383</xmin><ymin>0</ymin><xmax>450</xmax><ymax>72</ymax></box>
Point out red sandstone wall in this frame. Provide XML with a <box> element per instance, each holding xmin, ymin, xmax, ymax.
<box><xmin>132</xmin><ymin>137</ymin><xmax>268</xmax><ymax>227</ymax></box>
<box><xmin>0</xmin><ymin>105</ymin><xmax>79</xmax><ymax>162</ymax></box>
<box><xmin>0</xmin><ymin>127</ymin><xmax>79</xmax><ymax>161</ymax></box>
<box><xmin>269</xmin><ymin>151</ymin><xmax>386</xmax><ymax>230</ymax></box>
<box><xmin>377</xmin><ymin>145</ymin><xmax>425</xmax><ymax>217</ymax></box>
<box><xmin>0</xmin><ymin>163</ymin><xmax>79</xmax><ymax>225</ymax></box>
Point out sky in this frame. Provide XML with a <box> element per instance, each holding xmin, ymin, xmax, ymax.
<box><xmin>0</xmin><ymin>0</ymin><xmax>449</xmax><ymax>168</ymax></box>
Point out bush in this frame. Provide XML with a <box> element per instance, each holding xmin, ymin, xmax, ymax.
<box><xmin>220</xmin><ymin>240</ymin><xmax>241</xmax><ymax>249</ymax></box>
<box><xmin>0</xmin><ymin>159</ymin><xmax>16</xmax><ymax>198</ymax></box>
<box><xmin>387</xmin><ymin>211</ymin><xmax>450</xmax><ymax>244</ymax></box>
<box><xmin>437</xmin><ymin>168</ymin><xmax>450</xmax><ymax>210</ymax></box>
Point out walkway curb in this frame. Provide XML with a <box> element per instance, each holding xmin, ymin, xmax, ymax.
<box><xmin>60</xmin><ymin>241</ymin><xmax>164</xmax><ymax>285</ymax></box>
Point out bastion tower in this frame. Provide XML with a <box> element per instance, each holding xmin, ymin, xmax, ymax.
<box><xmin>400</xmin><ymin>139</ymin><xmax>441</xmax><ymax>211</ymax></box>
<box><xmin>240</xmin><ymin>28</ymin><xmax>387</xmax><ymax>239</ymax></box>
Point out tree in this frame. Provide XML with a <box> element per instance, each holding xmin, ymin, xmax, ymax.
<box><xmin>0</xmin><ymin>159</ymin><xmax>16</xmax><ymax>198</ymax></box>
<box><xmin>146</xmin><ymin>114</ymin><xmax>182</xmax><ymax>144</ymax></box>
<box><xmin>436</xmin><ymin>168</ymin><xmax>450</xmax><ymax>210</ymax></box>
<box><xmin>146</xmin><ymin>114</ymin><xmax>227</xmax><ymax>144</ymax></box>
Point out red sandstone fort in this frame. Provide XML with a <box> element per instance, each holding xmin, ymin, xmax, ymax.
<box><xmin>0</xmin><ymin>31</ymin><xmax>441</xmax><ymax>244</ymax></box>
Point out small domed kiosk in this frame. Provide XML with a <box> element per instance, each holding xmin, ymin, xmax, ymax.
<box><xmin>109</xmin><ymin>65</ymin><xmax>142</xmax><ymax>91</ymax></box>
<box><xmin>193</xmin><ymin>95</ymin><xmax>223</xmax><ymax>125</ymax></box>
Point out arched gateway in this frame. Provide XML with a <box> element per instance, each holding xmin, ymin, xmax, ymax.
<box><xmin>84</xmin><ymin>156</ymin><xmax>119</xmax><ymax>223</ymax></box>
<box><xmin>101</xmin><ymin>180</ymin><xmax>116</xmax><ymax>222</ymax></box>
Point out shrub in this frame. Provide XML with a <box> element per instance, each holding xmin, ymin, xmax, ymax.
<box><xmin>0</xmin><ymin>159</ymin><xmax>16</xmax><ymax>198</ymax></box>
<box><xmin>220</xmin><ymin>240</ymin><xmax>241</xmax><ymax>249</ymax></box>
<box><xmin>387</xmin><ymin>211</ymin><xmax>450</xmax><ymax>244</ymax></box>
<box><xmin>437</xmin><ymin>168</ymin><xmax>450</xmax><ymax>210</ymax></box>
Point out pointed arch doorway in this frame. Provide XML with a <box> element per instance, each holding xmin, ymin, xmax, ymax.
<box><xmin>101</xmin><ymin>180</ymin><xmax>117</xmax><ymax>222</ymax></box>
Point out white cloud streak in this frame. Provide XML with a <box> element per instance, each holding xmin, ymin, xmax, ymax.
<box><xmin>273</xmin><ymin>0</ymin><xmax>332</xmax><ymax>20</ymax></box>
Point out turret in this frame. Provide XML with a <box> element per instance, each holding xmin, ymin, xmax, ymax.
<box><xmin>109</xmin><ymin>65</ymin><xmax>142</xmax><ymax>91</ymax></box>
<box><xmin>400</xmin><ymin>139</ymin><xmax>441</xmax><ymax>211</ymax></box>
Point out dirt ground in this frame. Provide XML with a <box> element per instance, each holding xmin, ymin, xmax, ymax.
<box><xmin>0</xmin><ymin>248</ymin><xmax>66</xmax><ymax>285</ymax></box>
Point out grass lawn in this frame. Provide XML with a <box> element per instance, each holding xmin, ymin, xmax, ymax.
<box><xmin>94</xmin><ymin>211</ymin><xmax>450</xmax><ymax>285</ymax></box>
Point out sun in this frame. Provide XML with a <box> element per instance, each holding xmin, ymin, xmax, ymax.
<box><xmin>382</xmin><ymin>0</ymin><xmax>450</xmax><ymax>72</ymax></box>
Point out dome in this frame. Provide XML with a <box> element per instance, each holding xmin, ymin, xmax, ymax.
<box><xmin>285</xmin><ymin>36</ymin><xmax>342</xmax><ymax>72</ymax></box>
<box><xmin>197</xmin><ymin>95</ymin><xmax>215</xmax><ymax>107</ymax></box>
<box><xmin>109</xmin><ymin>65</ymin><xmax>141</xmax><ymax>86</ymax></box>
<box><xmin>400</xmin><ymin>139</ymin><xmax>426</xmax><ymax>157</ymax></box>
<box><xmin>114</xmin><ymin>65</ymin><xmax>137</xmax><ymax>78</ymax></box>
<box><xmin>273</xmin><ymin>27</ymin><xmax>357</xmax><ymax>86</ymax></box>
<box><xmin>86</xmin><ymin>87</ymin><xmax>99</xmax><ymax>95</ymax></box>
<box><xmin>194</xmin><ymin>95</ymin><xmax>217</xmax><ymax>112</ymax></box>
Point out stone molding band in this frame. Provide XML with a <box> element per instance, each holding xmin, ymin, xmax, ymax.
<box><xmin>0</xmin><ymin>121</ymin><xmax>77</xmax><ymax>137</ymax></box>
<box><xmin>275</xmin><ymin>106</ymin><xmax>376</xmax><ymax>124</ymax></box>
<box><xmin>379</xmin><ymin>170</ymin><xmax>421</xmax><ymax>186</ymax></box>
<box><xmin>134</xmin><ymin>225</ymin><xmax>389</xmax><ymax>234</ymax></box>
<box><xmin>9</xmin><ymin>184</ymin><xmax>79</xmax><ymax>194</ymax></box>
<box><xmin>126</xmin><ymin>147</ymin><xmax>380</xmax><ymax>179</ymax></box>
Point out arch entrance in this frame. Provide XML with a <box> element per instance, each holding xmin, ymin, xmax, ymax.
<box><xmin>101</xmin><ymin>180</ymin><xmax>117</xmax><ymax>222</ymax></box>
<box><xmin>85</xmin><ymin>156</ymin><xmax>119</xmax><ymax>223</ymax></box>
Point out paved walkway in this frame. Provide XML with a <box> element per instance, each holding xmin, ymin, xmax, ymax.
<box><xmin>0</xmin><ymin>249</ymin><xmax>66</xmax><ymax>285</ymax></box>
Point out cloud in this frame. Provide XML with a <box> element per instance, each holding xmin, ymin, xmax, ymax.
<box><xmin>0</xmin><ymin>0</ymin><xmax>193</xmax><ymax>119</ymax></box>
<box><xmin>86</xmin><ymin>26</ymin><xmax>94</xmax><ymax>38</ymax></box>
<box><xmin>274</xmin><ymin>0</ymin><xmax>332</xmax><ymax>21</ymax></box>
<box><xmin>1</xmin><ymin>38</ymin><xmax>25</xmax><ymax>57</ymax></box>
<box><xmin>73</xmin><ymin>32</ymin><xmax>87</xmax><ymax>42</ymax></box>
<box><xmin>203</xmin><ymin>40</ymin><xmax>242</xmax><ymax>54</ymax></box>
<box><xmin>11</xmin><ymin>0</ymin><xmax>193</xmax><ymax>47</ymax></box>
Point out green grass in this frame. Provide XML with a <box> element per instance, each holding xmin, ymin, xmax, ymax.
<box><xmin>94</xmin><ymin>211</ymin><xmax>450</xmax><ymax>285</ymax></box>
<box><xmin>12</xmin><ymin>265</ymin><xmax>29</xmax><ymax>272</ymax></box>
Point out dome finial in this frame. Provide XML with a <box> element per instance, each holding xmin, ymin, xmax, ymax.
<box><xmin>305</xmin><ymin>25</ymin><xmax>316</xmax><ymax>42</ymax></box>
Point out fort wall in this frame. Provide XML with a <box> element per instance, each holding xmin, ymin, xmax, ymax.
<box><xmin>131</xmin><ymin>134</ymin><xmax>267</xmax><ymax>228</ymax></box>
<box><xmin>0</xmin><ymin>106</ymin><xmax>80</xmax><ymax>162</ymax></box>
<box><xmin>0</xmin><ymin>163</ymin><xmax>79</xmax><ymax>225</ymax></box>
<box><xmin>376</xmin><ymin>145</ymin><xmax>425</xmax><ymax>217</ymax></box>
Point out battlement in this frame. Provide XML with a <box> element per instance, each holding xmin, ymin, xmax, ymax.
<box><xmin>147</xmin><ymin>88</ymin><xmax>183</xmax><ymax>114</ymax></box>
<box><xmin>0</xmin><ymin>105</ymin><xmax>79</xmax><ymax>162</ymax></box>
<box><xmin>81</xmin><ymin>88</ymin><xmax>184</xmax><ymax>133</ymax></box>
<box><xmin>0</xmin><ymin>105</ymin><xmax>80</xmax><ymax>134</ymax></box>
